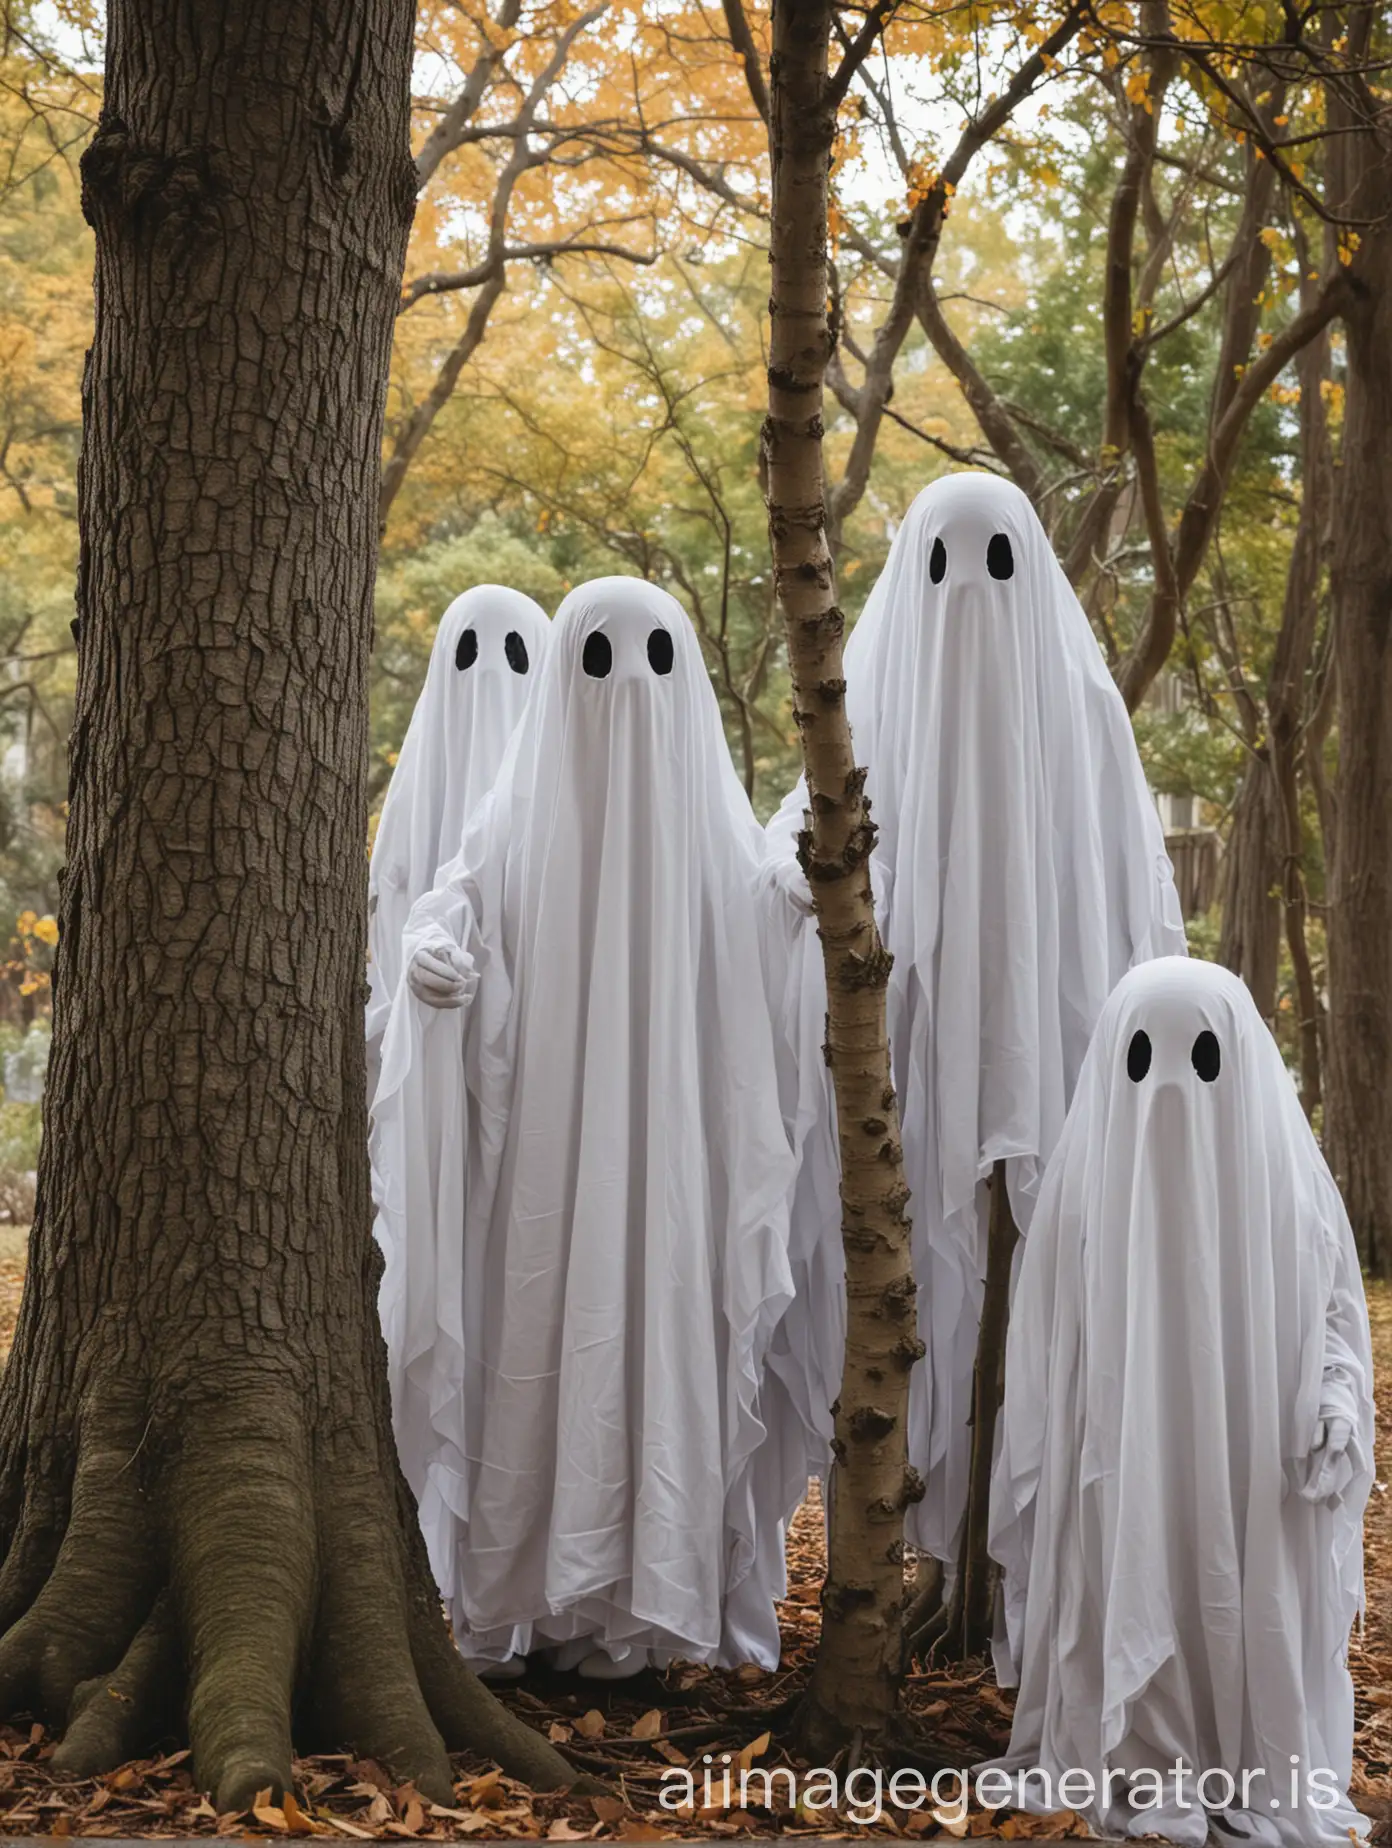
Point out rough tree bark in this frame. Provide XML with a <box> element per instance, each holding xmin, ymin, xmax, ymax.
<box><xmin>1324</xmin><ymin>42</ymin><xmax>1392</xmax><ymax>1276</ymax></box>
<box><xmin>1220</xmin><ymin>308</ymin><xmax>1331</xmax><ymax>1104</ymax></box>
<box><xmin>1219</xmin><ymin>765</ymin><xmax>1283</xmax><ymax>1023</ymax></box>
<box><xmin>0</xmin><ymin>0</ymin><xmax>578</xmax><ymax>1811</ymax></box>
<box><xmin>763</xmin><ymin>0</ymin><xmax>921</xmax><ymax>1758</ymax></box>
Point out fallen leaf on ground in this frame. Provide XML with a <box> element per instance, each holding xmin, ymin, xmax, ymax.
<box><xmin>573</xmin><ymin>1709</ymin><xmax>606</xmax><ymax>1740</ymax></box>
<box><xmin>546</xmin><ymin>1819</ymin><xmax>593</xmax><ymax>1840</ymax></box>
<box><xmin>735</xmin><ymin>1731</ymin><xmax>770</xmax><ymax>1773</ymax></box>
<box><xmin>630</xmin><ymin>1709</ymin><xmax>663</xmax><ymax>1741</ymax></box>
<box><xmin>467</xmin><ymin>1770</ymin><xmax>505</xmax><ymax>1808</ymax></box>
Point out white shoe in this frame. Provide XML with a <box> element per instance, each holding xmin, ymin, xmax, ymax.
<box><xmin>576</xmin><ymin>1645</ymin><xmax>647</xmax><ymax>1680</ymax></box>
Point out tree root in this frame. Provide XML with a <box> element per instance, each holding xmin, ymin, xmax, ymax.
<box><xmin>0</xmin><ymin>1406</ymin><xmax>160</xmax><ymax>1727</ymax></box>
<box><xmin>52</xmin><ymin>1592</ymin><xmax>180</xmax><ymax>1777</ymax></box>
<box><xmin>0</xmin><ymin>1384</ymin><xmax>589</xmax><ymax>1811</ymax></box>
<box><xmin>900</xmin><ymin>1561</ymin><xmax>944</xmax><ymax>1668</ymax></box>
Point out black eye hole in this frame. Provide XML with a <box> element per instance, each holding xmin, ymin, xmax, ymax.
<box><xmin>929</xmin><ymin>536</ymin><xmax>947</xmax><ymax>584</ymax></box>
<box><xmin>987</xmin><ymin>533</ymin><xmax>1015</xmax><ymax>580</ymax></box>
<box><xmin>1126</xmin><ymin>1029</ymin><xmax>1152</xmax><ymax>1083</ymax></box>
<box><xmin>581</xmin><ymin>631</ymin><xmax>612</xmax><ymax>679</ymax></box>
<box><xmin>504</xmin><ymin>631</ymin><xmax>529</xmax><ymax>674</ymax></box>
<box><xmin>1191</xmin><ymin>1030</ymin><xmax>1221</xmax><ymax>1083</ymax></box>
<box><xmin>647</xmin><ymin>627</ymin><xmax>674</xmax><ymax>675</ymax></box>
<box><xmin>455</xmin><ymin>628</ymin><xmax>478</xmax><ymax>671</ymax></box>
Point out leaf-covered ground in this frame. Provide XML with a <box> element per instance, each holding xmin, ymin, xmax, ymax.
<box><xmin>0</xmin><ymin>1243</ymin><xmax>1385</xmax><ymax>1841</ymax></box>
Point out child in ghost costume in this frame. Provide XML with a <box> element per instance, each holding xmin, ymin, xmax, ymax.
<box><xmin>762</xmin><ymin>472</ymin><xmax>1188</xmax><ymax>1567</ymax></box>
<box><xmin>366</xmin><ymin>584</ymin><xmax>549</xmax><ymax>1066</ymax></box>
<box><xmin>370</xmin><ymin>577</ymin><xmax>798</xmax><ymax>1679</ymax></box>
<box><xmin>988</xmin><ymin>957</ymin><xmax>1374</xmax><ymax>1848</ymax></box>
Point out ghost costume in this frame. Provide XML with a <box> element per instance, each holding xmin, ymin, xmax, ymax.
<box><xmin>988</xmin><ymin>958</ymin><xmax>1374</xmax><ymax>1847</ymax></box>
<box><xmin>370</xmin><ymin>577</ymin><xmax>797</xmax><ymax>1674</ymax></box>
<box><xmin>367</xmin><ymin>585</ymin><xmax>549</xmax><ymax>1062</ymax></box>
<box><xmin>763</xmin><ymin>472</ymin><xmax>1188</xmax><ymax>1561</ymax></box>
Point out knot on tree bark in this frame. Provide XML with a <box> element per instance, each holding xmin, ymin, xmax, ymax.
<box><xmin>766</xmin><ymin>362</ymin><xmax>818</xmax><ymax>394</ymax></box>
<box><xmin>902</xmin><ymin>1466</ymin><xmax>926</xmax><ymax>1506</ymax></box>
<box><xmin>861</xmin><ymin>1116</ymin><xmax>888</xmax><ymax>1136</ymax></box>
<box><xmin>821</xmin><ymin>1581</ymin><xmax>877</xmax><ymax>1621</ymax></box>
<box><xmin>891</xmin><ymin>1333</ymin><xmax>927</xmax><ymax>1370</ymax></box>
<box><xmin>882</xmin><ymin>1273</ymin><xmax>916</xmax><ymax>1318</ymax></box>
<box><xmin>81</xmin><ymin>120</ymin><xmax>223</xmax><ymax>247</ymax></box>
<box><xmin>798</xmin><ymin>606</ymin><xmax>845</xmax><ymax>644</ymax></box>
<box><xmin>838</xmin><ymin>936</ymin><xmax>893</xmax><ymax>987</ymax></box>
<box><xmin>848</xmin><ymin>1405</ymin><xmax>897</xmax><ymax>1441</ymax></box>
<box><xmin>815</xmin><ymin>677</ymin><xmax>847</xmax><ymax>702</ymax></box>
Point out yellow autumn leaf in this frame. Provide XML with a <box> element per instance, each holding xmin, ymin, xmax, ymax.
<box><xmin>32</xmin><ymin>916</ymin><xmax>58</xmax><ymax>946</ymax></box>
<box><xmin>736</xmin><ymin>1731</ymin><xmax>771</xmax><ymax>1773</ymax></box>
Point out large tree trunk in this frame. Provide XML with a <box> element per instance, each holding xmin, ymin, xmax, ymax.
<box><xmin>1219</xmin><ymin>758</ymin><xmax>1282</xmax><ymax>1023</ymax></box>
<box><xmin>1268</xmin><ymin>313</ymin><xmax>1332</xmax><ymax>1121</ymax></box>
<box><xmin>0</xmin><ymin>0</ymin><xmax>577</xmax><ymax>1811</ymax></box>
<box><xmin>763</xmin><ymin>0</ymin><xmax>919</xmax><ymax>1759</ymax></box>
<box><xmin>1324</xmin><ymin>62</ymin><xmax>1392</xmax><ymax>1276</ymax></box>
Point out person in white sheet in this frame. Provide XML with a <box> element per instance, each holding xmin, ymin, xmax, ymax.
<box><xmin>366</xmin><ymin>584</ymin><xmax>549</xmax><ymax>1067</ymax></box>
<box><xmin>988</xmin><ymin>957</ymin><xmax>1374</xmax><ymax>1848</ymax></box>
<box><xmin>762</xmin><ymin>472</ymin><xmax>1188</xmax><ymax>1576</ymax></box>
<box><xmin>370</xmin><ymin>577</ymin><xmax>797</xmax><ymax>1681</ymax></box>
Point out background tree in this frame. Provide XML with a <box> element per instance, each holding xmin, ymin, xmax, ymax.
<box><xmin>0</xmin><ymin>0</ymin><xmax>578</xmax><ymax>1809</ymax></box>
<box><xmin>1323</xmin><ymin>1</ymin><xmax>1392</xmax><ymax>1274</ymax></box>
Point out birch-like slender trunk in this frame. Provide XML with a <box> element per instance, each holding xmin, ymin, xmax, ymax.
<box><xmin>763</xmin><ymin>0</ymin><xmax>919</xmax><ymax>1756</ymax></box>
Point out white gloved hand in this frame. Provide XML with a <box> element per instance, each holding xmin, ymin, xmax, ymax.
<box><xmin>1300</xmin><ymin>1415</ymin><xmax>1354</xmax><ymax>1502</ymax></box>
<box><xmin>406</xmin><ymin>939</ymin><xmax>478</xmax><ymax>1010</ymax></box>
<box><xmin>769</xmin><ymin>848</ymin><xmax>815</xmax><ymax>915</ymax></box>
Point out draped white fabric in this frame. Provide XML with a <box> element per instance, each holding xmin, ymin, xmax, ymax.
<box><xmin>764</xmin><ymin>472</ymin><xmax>1188</xmax><ymax>1560</ymax></box>
<box><xmin>988</xmin><ymin>957</ymin><xmax>1374</xmax><ymax>1846</ymax></box>
<box><xmin>370</xmin><ymin>576</ymin><xmax>797</xmax><ymax>1670</ymax></box>
<box><xmin>367</xmin><ymin>585</ymin><xmax>549</xmax><ymax>1058</ymax></box>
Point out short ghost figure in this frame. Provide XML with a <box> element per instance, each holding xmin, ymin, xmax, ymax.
<box><xmin>367</xmin><ymin>585</ymin><xmax>549</xmax><ymax>1061</ymax></box>
<box><xmin>990</xmin><ymin>958</ymin><xmax>1374</xmax><ymax>1847</ymax></box>
<box><xmin>371</xmin><ymin>577</ymin><xmax>796</xmax><ymax>1679</ymax></box>
<box><xmin>764</xmin><ymin>472</ymin><xmax>1187</xmax><ymax>1570</ymax></box>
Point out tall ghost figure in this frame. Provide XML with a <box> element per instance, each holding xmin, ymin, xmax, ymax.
<box><xmin>370</xmin><ymin>578</ymin><xmax>797</xmax><ymax>1677</ymax></box>
<box><xmin>367</xmin><ymin>585</ymin><xmax>549</xmax><ymax>1061</ymax></box>
<box><xmin>990</xmin><ymin>958</ymin><xmax>1374</xmax><ymax>1847</ymax></box>
<box><xmin>764</xmin><ymin>473</ymin><xmax>1188</xmax><ymax>1565</ymax></box>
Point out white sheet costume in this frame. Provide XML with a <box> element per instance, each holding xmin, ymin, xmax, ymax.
<box><xmin>367</xmin><ymin>585</ymin><xmax>549</xmax><ymax>1060</ymax></box>
<box><xmin>370</xmin><ymin>577</ymin><xmax>797</xmax><ymax>1674</ymax></box>
<box><xmin>764</xmin><ymin>472</ymin><xmax>1188</xmax><ymax>1561</ymax></box>
<box><xmin>989</xmin><ymin>957</ymin><xmax>1374</xmax><ymax>1847</ymax></box>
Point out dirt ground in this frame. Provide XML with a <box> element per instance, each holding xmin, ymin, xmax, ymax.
<box><xmin>0</xmin><ymin>1242</ymin><xmax>1385</xmax><ymax>1840</ymax></box>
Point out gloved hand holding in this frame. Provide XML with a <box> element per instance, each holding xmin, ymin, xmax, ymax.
<box><xmin>768</xmin><ymin>847</ymin><xmax>814</xmax><ymax>916</ymax></box>
<box><xmin>1300</xmin><ymin>1415</ymin><xmax>1354</xmax><ymax>1503</ymax></box>
<box><xmin>406</xmin><ymin>938</ymin><xmax>478</xmax><ymax>1010</ymax></box>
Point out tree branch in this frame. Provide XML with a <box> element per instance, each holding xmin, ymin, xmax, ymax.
<box><xmin>719</xmin><ymin>0</ymin><xmax>769</xmax><ymax>124</ymax></box>
<box><xmin>413</xmin><ymin>0</ymin><xmax>524</xmax><ymax>191</ymax></box>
